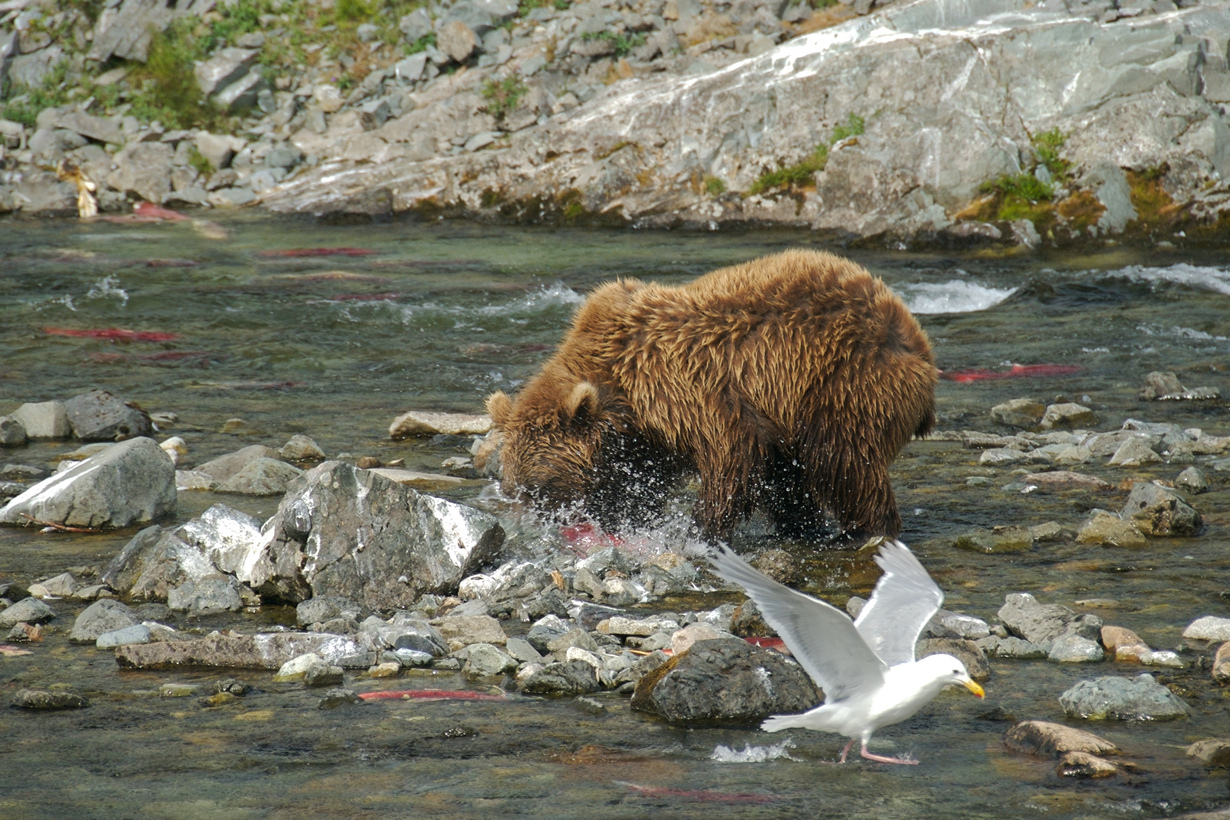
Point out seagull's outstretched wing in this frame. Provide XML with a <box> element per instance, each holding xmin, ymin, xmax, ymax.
<box><xmin>709</xmin><ymin>544</ymin><xmax>887</xmax><ymax>702</ymax></box>
<box><xmin>853</xmin><ymin>540</ymin><xmax>944</xmax><ymax>667</ymax></box>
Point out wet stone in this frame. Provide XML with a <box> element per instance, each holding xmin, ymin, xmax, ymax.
<box><xmin>997</xmin><ymin>592</ymin><xmax>1102</xmax><ymax>647</ymax></box>
<box><xmin>1175</xmin><ymin>467</ymin><xmax>1209</xmax><ymax>494</ymax></box>
<box><xmin>630</xmin><ymin>638</ymin><xmax>820</xmax><ymax>724</ymax></box>
<box><xmin>97</xmin><ymin>623</ymin><xmax>152</xmax><ymax>648</ymax></box>
<box><xmin>64</xmin><ymin>389</ymin><xmax>152</xmax><ymax>441</ymax></box>
<box><xmin>319</xmin><ymin>688</ymin><xmax>362</xmax><ymax>709</ymax></box>
<box><xmin>1187</xmin><ymin>739</ymin><xmax>1230</xmax><ymax>767</ymax></box>
<box><xmin>1183</xmin><ymin>616</ymin><xmax>1230</xmax><ymax>642</ymax></box>
<box><xmin>1049</xmin><ymin>634</ymin><xmax>1105</xmax><ymax>663</ymax></box>
<box><xmin>216</xmin><ymin>457</ymin><xmax>303</xmax><ymax>495</ymax></box>
<box><xmin>1057</xmin><ymin>751</ymin><xmax>1119</xmax><ymax>778</ymax></box>
<box><xmin>954</xmin><ymin>526</ymin><xmax>1034</xmax><ymax>553</ymax></box>
<box><xmin>518</xmin><ymin>659</ymin><xmax>602</xmax><ymax>696</ymax></box>
<box><xmin>1004</xmin><ymin>720</ymin><xmax>1118</xmax><ymax>757</ymax></box>
<box><xmin>69</xmin><ymin>598</ymin><xmax>139</xmax><ymax>643</ymax></box>
<box><xmin>0</xmin><ymin>416</ymin><xmax>27</xmax><ymax>446</ymax></box>
<box><xmin>1213</xmin><ymin>643</ymin><xmax>1230</xmax><ymax>683</ymax></box>
<box><xmin>0</xmin><ymin>597</ymin><xmax>55</xmax><ymax>628</ymax></box>
<box><xmin>1059</xmin><ymin>673</ymin><xmax>1189</xmax><ymax>720</ymax></box>
<box><xmin>1121</xmin><ymin>481</ymin><xmax>1201</xmax><ymax>536</ymax></box>
<box><xmin>1076</xmin><ymin>510</ymin><xmax>1147</xmax><ymax>548</ymax></box>
<box><xmin>976</xmin><ymin>635</ymin><xmax>1049</xmax><ymax>659</ymax></box>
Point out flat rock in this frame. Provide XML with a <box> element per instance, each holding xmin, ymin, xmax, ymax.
<box><xmin>1039</xmin><ymin>403</ymin><xmax>1097</xmax><ymax>430</ymax></box>
<box><xmin>1057</xmin><ymin>751</ymin><xmax>1119</xmax><ymax>778</ymax></box>
<box><xmin>1021</xmin><ymin>471</ymin><xmax>1111</xmax><ymax>492</ymax></box>
<box><xmin>12</xmin><ymin>689</ymin><xmax>89</xmax><ymax>710</ymax></box>
<box><xmin>115</xmin><ymin>630</ymin><xmax>373</xmax><ymax>670</ymax></box>
<box><xmin>990</xmin><ymin>398</ymin><xmax>1045</xmax><ymax>428</ymax></box>
<box><xmin>630</xmin><ymin>638</ymin><xmax>820</xmax><ymax>723</ymax></box>
<box><xmin>1004</xmin><ymin>720</ymin><xmax>1118</xmax><ymax>757</ymax></box>
<box><xmin>389</xmin><ymin>411</ymin><xmax>492</xmax><ymax>439</ymax></box>
<box><xmin>432</xmin><ymin>614</ymin><xmax>508</xmax><ymax>651</ymax></box>
<box><xmin>0</xmin><ymin>437</ymin><xmax>175</xmax><ymax>529</ymax></box>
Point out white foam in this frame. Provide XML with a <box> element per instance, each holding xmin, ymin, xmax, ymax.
<box><xmin>1109</xmin><ymin>264</ymin><xmax>1230</xmax><ymax>295</ymax></box>
<box><xmin>710</xmin><ymin>739</ymin><xmax>800</xmax><ymax>763</ymax></box>
<box><xmin>895</xmin><ymin>281</ymin><xmax>1017</xmax><ymax>314</ymax></box>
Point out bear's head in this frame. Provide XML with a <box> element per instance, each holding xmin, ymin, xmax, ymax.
<box><xmin>486</xmin><ymin>378</ymin><xmax>624</xmax><ymax>516</ymax></box>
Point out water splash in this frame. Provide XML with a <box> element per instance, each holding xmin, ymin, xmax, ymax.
<box><xmin>895</xmin><ymin>281</ymin><xmax>1017</xmax><ymax>314</ymax></box>
<box><xmin>85</xmin><ymin>275</ymin><xmax>129</xmax><ymax>306</ymax></box>
<box><xmin>711</xmin><ymin>739</ymin><xmax>800</xmax><ymax>763</ymax></box>
<box><xmin>1109</xmin><ymin>263</ymin><xmax>1230</xmax><ymax>295</ymax></box>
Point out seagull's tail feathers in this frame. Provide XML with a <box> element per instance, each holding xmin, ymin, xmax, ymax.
<box><xmin>761</xmin><ymin>713</ymin><xmax>816</xmax><ymax>733</ymax></box>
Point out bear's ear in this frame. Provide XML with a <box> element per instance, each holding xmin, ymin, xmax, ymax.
<box><xmin>564</xmin><ymin>381</ymin><xmax>602</xmax><ymax>429</ymax></box>
<box><xmin>486</xmin><ymin>391</ymin><xmax>513</xmax><ymax>428</ymax></box>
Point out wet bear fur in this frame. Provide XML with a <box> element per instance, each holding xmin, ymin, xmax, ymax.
<box><xmin>485</xmin><ymin>249</ymin><xmax>937</xmax><ymax>541</ymax></box>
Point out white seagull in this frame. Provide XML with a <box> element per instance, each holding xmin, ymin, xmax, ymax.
<box><xmin>709</xmin><ymin>540</ymin><xmax>985</xmax><ymax>765</ymax></box>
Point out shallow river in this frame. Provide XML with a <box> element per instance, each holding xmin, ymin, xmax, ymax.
<box><xmin>1</xmin><ymin>214</ymin><xmax>1229</xmax><ymax>819</ymax></box>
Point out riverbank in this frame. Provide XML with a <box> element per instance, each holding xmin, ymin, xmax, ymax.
<box><xmin>2</xmin><ymin>0</ymin><xmax>1230</xmax><ymax>248</ymax></box>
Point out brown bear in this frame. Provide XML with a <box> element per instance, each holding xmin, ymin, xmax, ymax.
<box><xmin>485</xmin><ymin>249</ymin><xmax>937</xmax><ymax>542</ymax></box>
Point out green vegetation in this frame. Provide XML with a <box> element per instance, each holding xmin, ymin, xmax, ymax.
<box><xmin>405</xmin><ymin>33</ymin><xmax>437</xmax><ymax>55</ymax></box>
<box><xmin>129</xmin><ymin>19</ymin><xmax>228</xmax><ymax>130</ymax></box>
<box><xmin>747</xmin><ymin>112</ymin><xmax>864</xmax><ymax>196</ymax></box>
<box><xmin>518</xmin><ymin>0</ymin><xmax>571</xmax><ymax>15</ymax></box>
<box><xmin>188</xmin><ymin>146</ymin><xmax>215</xmax><ymax>178</ymax></box>
<box><xmin>1032</xmin><ymin>127</ymin><xmax>1070</xmax><ymax>180</ymax></box>
<box><xmin>581</xmin><ymin>30</ymin><xmax>646</xmax><ymax>58</ymax></box>
<box><xmin>973</xmin><ymin>128</ymin><xmax>1071</xmax><ymax>223</ymax></box>
<box><xmin>482</xmin><ymin>74</ymin><xmax>529</xmax><ymax>119</ymax></box>
<box><xmin>1</xmin><ymin>59</ymin><xmax>72</xmax><ymax>127</ymax></box>
<box><xmin>704</xmin><ymin>176</ymin><xmax>726</xmax><ymax>196</ymax></box>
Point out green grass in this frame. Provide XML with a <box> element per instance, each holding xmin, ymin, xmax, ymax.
<box><xmin>581</xmin><ymin>30</ymin><xmax>646</xmax><ymax>58</ymax></box>
<box><xmin>746</xmin><ymin>112</ymin><xmax>864</xmax><ymax>196</ymax></box>
<box><xmin>704</xmin><ymin>176</ymin><xmax>726</xmax><ymax>196</ymax></box>
<box><xmin>1</xmin><ymin>59</ymin><xmax>72</xmax><ymax>127</ymax></box>
<box><xmin>482</xmin><ymin>74</ymin><xmax>528</xmax><ymax>119</ymax></box>
<box><xmin>1032</xmin><ymin>128</ymin><xmax>1070</xmax><ymax>180</ymax></box>
<box><xmin>129</xmin><ymin>20</ymin><xmax>229</xmax><ymax>129</ymax></box>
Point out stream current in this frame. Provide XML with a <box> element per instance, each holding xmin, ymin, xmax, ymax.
<box><xmin>1</xmin><ymin>214</ymin><xmax>1229</xmax><ymax>819</ymax></box>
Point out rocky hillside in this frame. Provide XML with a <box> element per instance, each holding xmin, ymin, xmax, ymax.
<box><xmin>2</xmin><ymin>0</ymin><xmax>1229</xmax><ymax>247</ymax></box>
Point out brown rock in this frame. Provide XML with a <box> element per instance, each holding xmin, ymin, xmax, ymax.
<box><xmin>1213</xmin><ymin>642</ymin><xmax>1230</xmax><ymax>683</ymax></box>
<box><xmin>1004</xmin><ymin>720</ymin><xmax>1118</xmax><ymax>757</ymax></box>
<box><xmin>1188</xmin><ymin>739</ymin><xmax>1230</xmax><ymax>767</ymax></box>
<box><xmin>1022</xmin><ymin>471</ymin><xmax>1111</xmax><ymax>492</ymax></box>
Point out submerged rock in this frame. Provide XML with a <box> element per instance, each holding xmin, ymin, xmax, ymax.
<box><xmin>0</xmin><ymin>437</ymin><xmax>176</xmax><ymax>529</ymax></box>
<box><xmin>1121</xmin><ymin>481</ymin><xmax>1202</xmax><ymax>536</ymax></box>
<box><xmin>11</xmin><ymin>689</ymin><xmax>90</xmax><ymax>710</ymax></box>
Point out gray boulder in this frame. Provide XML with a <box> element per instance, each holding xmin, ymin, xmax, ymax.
<box><xmin>114</xmin><ymin>630</ymin><xmax>374</xmax><ymax>670</ymax></box>
<box><xmin>194</xmin><ymin>47</ymin><xmax>259</xmax><ymax>96</ymax></box>
<box><xmin>0</xmin><ymin>597</ymin><xmax>56</xmax><ymax>628</ymax></box>
<box><xmin>630</xmin><ymin>638</ymin><xmax>820</xmax><ymax>723</ymax></box>
<box><xmin>69</xmin><ymin>598</ymin><xmax>140</xmax><ymax>643</ymax></box>
<box><xmin>216</xmin><ymin>457</ymin><xmax>303</xmax><ymax>495</ymax></box>
<box><xmin>64</xmin><ymin>389</ymin><xmax>152</xmax><ymax>441</ymax></box>
<box><xmin>167</xmin><ymin>575</ymin><xmax>248</xmax><ymax>614</ymax></box>
<box><xmin>519</xmin><ymin>659</ymin><xmax>603</xmax><ymax>696</ymax></box>
<box><xmin>997</xmin><ymin>592</ymin><xmax>1102</xmax><ymax>649</ymax></box>
<box><xmin>255</xmin><ymin>461</ymin><xmax>505</xmax><ymax>609</ymax></box>
<box><xmin>1059</xmin><ymin>673</ymin><xmax>1189</xmax><ymax>720</ymax></box>
<box><xmin>102</xmin><ymin>524</ymin><xmax>216</xmax><ymax>601</ymax></box>
<box><xmin>0</xmin><ymin>437</ymin><xmax>175</xmax><ymax>529</ymax></box>
<box><xmin>1121</xmin><ymin>481</ymin><xmax>1202</xmax><ymax>536</ymax></box>
<box><xmin>10</xmin><ymin>401</ymin><xmax>71</xmax><ymax>439</ymax></box>
<box><xmin>107</xmin><ymin>142</ymin><xmax>175</xmax><ymax>203</ymax></box>
<box><xmin>0</xmin><ymin>416</ymin><xmax>25</xmax><ymax>447</ymax></box>
<box><xmin>175</xmin><ymin>504</ymin><xmax>267</xmax><ymax>584</ymax></box>
<box><xmin>195</xmin><ymin>445</ymin><xmax>282</xmax><ymax>484</ymax></box>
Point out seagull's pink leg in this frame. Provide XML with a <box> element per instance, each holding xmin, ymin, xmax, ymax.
<box><xmin>860</xmin><ymin>744</ymin><xmax>919</xmax><ymax>765</ymax></box>
<box><xmin>837</xmin><ymin>739</ymin><xmax>857</xmax><ymax>763</ymax></box>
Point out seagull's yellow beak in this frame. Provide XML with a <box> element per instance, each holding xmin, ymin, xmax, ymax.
<box><xmin>963</xmin><ymin>679</ymin><xmax>985</xmax><ymax>698</ymax></box>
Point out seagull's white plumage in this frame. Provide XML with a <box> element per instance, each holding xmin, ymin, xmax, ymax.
<box><xmin>709</xmin><ymin>540</ymin><xmax>984</xmax><ymax>765</ymax></box>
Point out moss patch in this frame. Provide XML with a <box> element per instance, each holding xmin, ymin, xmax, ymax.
<box><xmin>746</xmin><ymin>112</ymin><xmax>863</xmax><ymax>197</ymax></box>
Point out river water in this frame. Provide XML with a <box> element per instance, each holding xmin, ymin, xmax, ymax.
<box><xmin>1</xmin><ymin>214</ymin><xmax>1229</xmax><ymax>819</ymax></box>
